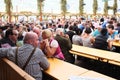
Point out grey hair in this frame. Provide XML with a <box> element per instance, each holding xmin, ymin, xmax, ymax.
<box><xmin>55</xmin><ymin>28</ymin><xmax>64</xmax><ymax>35</ymax></box>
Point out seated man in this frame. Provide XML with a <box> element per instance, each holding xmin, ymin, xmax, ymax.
<box><xmin>107</xmin><ymin>24</ymin><xmax>118</xmax><ymax>39</ymax></box>
<box><xmin>55</xmin><ymin>28</ymin><xmax>75</xmax><ymax>64</ymax></box>
<box><xmin>93</xmin><ymin>28</ymin><xmax>112</xmax><ymax>50</ymax></box>
<box><xmin>0</xmin><ymin>28</ymin><xmax>18</xmax><ymax>48</ymax></box>
<box><xmin>0</xmin><ymin>32</ymin><xmax>50</xmax><ymax>80</ymax></box>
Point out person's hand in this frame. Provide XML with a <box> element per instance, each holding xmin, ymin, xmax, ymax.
<box><xmin>64</xmin><ymin>34</ymin><xmax>69</xmax><ymax>38</ymax></box>
<box><xmin>43</xmin><ymin>39</ymin><xmax>50</xmax><ymax>47</ymax></box>
<box><xmin>40</xmin><ymin>41</ymin><xmax>46</xmax><ymax>50</ymax></box>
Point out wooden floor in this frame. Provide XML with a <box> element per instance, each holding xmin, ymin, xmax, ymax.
<box><xmin>75</xmin><ymin>57</ymin><xmax>120</xmax><ymax>80</ymax></box>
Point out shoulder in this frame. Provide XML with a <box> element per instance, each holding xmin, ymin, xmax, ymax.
<box><xmin>112</xmin><ymin>30</ymin><xmax>118</xmax><ymax>37</ymax></box>
<box><xmin>33</xmin><ymin>48</ymin><xmax>45</xmax><ymax>57</ymax></box>
<box><xmin>50</xmin><ymin>39</ymin><xmax>58</xmax><ymax>47</ymax></box>
<box><xmin>114</xmin><ymin>30</ymin><xmax>118</xmax><ymax>34</ymax></box>
<box><xmin>36</xmin><ymin>48</ymin><xmax>44</xmax><ymax>53</ymax></box>
<box><xmin>51</xmin><ymin>39</ymin><xmax>58</xmax><ymax>43</ymax></box>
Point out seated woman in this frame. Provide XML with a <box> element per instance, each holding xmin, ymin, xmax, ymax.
<box><xmin>72</xmin><ymin>28</ymin><xmax>83</xmax><ymax>45</ymax></box>
<box><xmin>40</xmin><ymin>29</ymin><xmax>65</xmax><ymax>60</ymax></box>
<box><xmin>82</xmin><ymin>27</ymin><xmax>94</xmax><ymax>48</ymax></box>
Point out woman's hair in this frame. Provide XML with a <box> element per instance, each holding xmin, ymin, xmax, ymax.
<box><xmin>75</xmin><ymin>28</ymin><xmax>82</xmax><ymax>35</ymax></box>
<box><xmin>84</xmin><ymin>27</ymin><xmax>92</xmax><ymax>34</ymax></box>
<box><xmin>5</xmin><ymin>28</ymin><xmax>13</xmax><ymax>38</ymax></box>
<box><xmin>42</xmin><ymin>29</ymin><xmax>52</xmax><ymax>38</ymax></box>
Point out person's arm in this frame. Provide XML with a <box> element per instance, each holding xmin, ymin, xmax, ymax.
<box><xmin>45</xmin><ymin>46</ymin><xmax>57</xmax><ymax>57</ymax></box>
<box><xmin>107</xmin><ymin>40</ymin><xmax>113</xmax><ymax>50</ymax></box>
<box><xmin>90</xmin><ymin>36</ymin><xmax>95</xmax><ymax>43</ymax></box>
<box><xmin>39</xmin><ymin>49</ymin><xmax>50</xmax><ymax>70</ymax></box>
<box><xmin>0</xmin><ymin>48</ymin><xmax>9</xmax><ymax>58</ymax></box>
<box><xmin>44</xmin><ymin>39</ymin><xmax>58</xmax><ymax>57</ymax></box>
<box><xmin>40</xmin><ymin>41</ymin><xmax>46</xmax><ymax>51</ymax></box>
<box><xmin>65</xmin><ymin>38</ymin><xmax>72</xmax><ymax>50</ymax></box>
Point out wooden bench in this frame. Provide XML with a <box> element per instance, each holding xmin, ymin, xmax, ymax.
<box><xmin>0</xmin><ymin>58</ymin><xmax>35</xmax><ymax>80</ymax></box>
<box><xmin>44</xmin><ymin>58</ymin><xmax>116</xmax><ymax>80</ymax></box>
<box><xmin>70</xmin><ymin>44</ymin><xmax>120</xmax><ymax>66</ymax></box>
<box><xmin>0</xmin><ymin>57</ymin><xmax>116</xmax><ymax>80</ymax></box>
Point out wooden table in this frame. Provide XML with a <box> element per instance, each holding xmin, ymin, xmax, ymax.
<box><xmin>112</xmin><ymin>41</ymin><xmax>120</xmax><ymax>47</ymax></box>
<box><xmin>112</xmin><ymin>41</ymin><xmax>120</xmax><ymax>52</ymax></box>
<box><xmin>45</xmin><ymin>58</ymin><xmax>89</xmax><ymax>80</ymax></box>
<box><xmin>80</xmin><ymin>71</ymin><xmax>116</xmax><ymax>80</ymax></box>
<box><xmin>44</xmin><ymin>58</ymin><xmax>116</xmax><ymax>80</ymax></box>
<box><xmin>70</xmin><ymin>44</ymin><xmax>120</xmax><ymax>65</ymax></box>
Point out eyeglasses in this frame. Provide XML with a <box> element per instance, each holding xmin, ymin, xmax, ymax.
<box><xmin>13</xmin><ymin>33</ymin><xmax>18</xmax><ymax>36</ymax></box>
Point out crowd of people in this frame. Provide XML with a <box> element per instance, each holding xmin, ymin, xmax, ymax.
<box><xmin>0</xmin><ymin>16</ymin><xmax>120</xmax><ymax>80</ymax></box>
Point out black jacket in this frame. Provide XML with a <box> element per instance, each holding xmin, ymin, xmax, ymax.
<box><xmin>0</xmin><ymin>38</ymin><xmax>16</xmax><ymax>48</ymax></box>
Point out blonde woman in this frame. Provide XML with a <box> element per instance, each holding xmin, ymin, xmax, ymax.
<box><xmin>40</xmin><ymin>29</ymin><xmax>64</xmax><ymax>60</ymax></box>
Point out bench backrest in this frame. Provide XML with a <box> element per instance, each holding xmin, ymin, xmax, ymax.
<box><xmin>0</xmin><ymin>58</ymin><xmax>35</xmax><ymax>80</ymax></box>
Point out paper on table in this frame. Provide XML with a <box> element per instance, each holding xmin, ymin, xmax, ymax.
<box><xmin>68</xmin><ymin>76</ymin><xmax>104</xmax><ymax>80</ymax></box>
